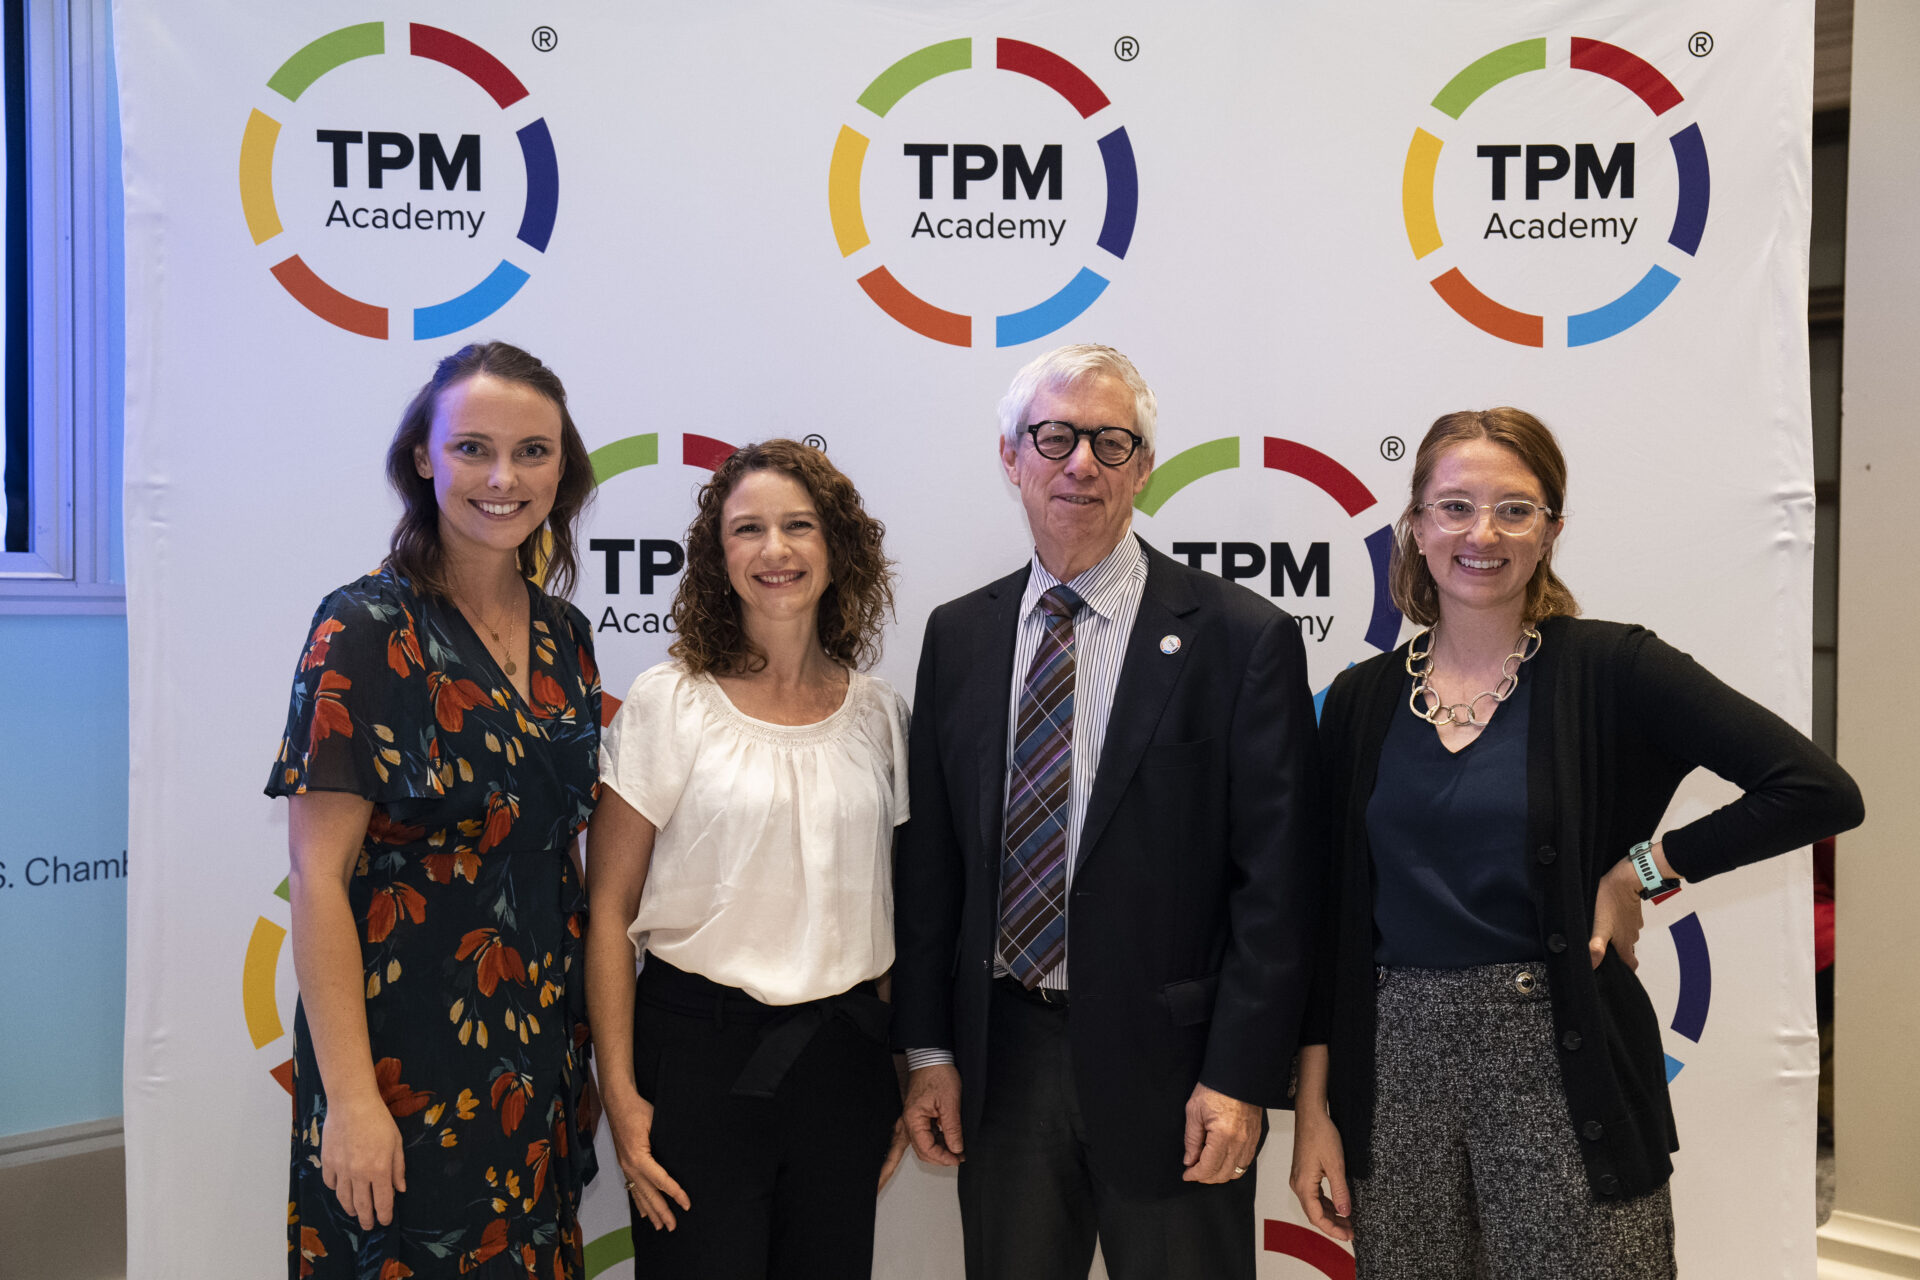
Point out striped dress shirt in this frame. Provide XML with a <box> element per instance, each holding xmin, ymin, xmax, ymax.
<box><xmin>907</xmin><ymin>533</ymin><xmax>1147</xmax><ymax>1070</ymax></box>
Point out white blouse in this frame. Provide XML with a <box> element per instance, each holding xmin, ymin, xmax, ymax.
<box><xmin>599</xmin><ymin>661</ymin><xmax>910</xmax><ymax>1006</ymax></box>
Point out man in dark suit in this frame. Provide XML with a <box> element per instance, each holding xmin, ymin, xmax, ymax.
<box><xmin>893</xmin><ymin>345</ymin><xmax>1322</xmax><ymax>1279</ymax></box>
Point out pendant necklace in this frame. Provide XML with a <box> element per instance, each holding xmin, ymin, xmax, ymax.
<box><xmin>1407</xmin><ymin>625</ymin><xmax>1541</xmax><ymax>727</ymax></box>
<box><xmin>464</xmin><ymin>596</ymin><xmax>519</xmax><ymax>677</ymax></box>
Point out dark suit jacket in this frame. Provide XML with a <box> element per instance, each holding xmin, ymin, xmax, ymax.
<box><xmin>893</xmin><ymin>537</ymin><xmax>1323</xmax><ymax>1199</ymax></box>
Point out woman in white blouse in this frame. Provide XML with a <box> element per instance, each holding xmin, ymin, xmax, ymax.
<box><xmin>585</xmin><ymin>439</ymin><xmax>909</xmax><ymax>1280</ymax></box>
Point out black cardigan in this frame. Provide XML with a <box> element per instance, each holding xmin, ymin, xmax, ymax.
<box><xmin>1302</xmin><ymin>616</ymin><xmax>1863</xmax><ymax>1199</ymax></box>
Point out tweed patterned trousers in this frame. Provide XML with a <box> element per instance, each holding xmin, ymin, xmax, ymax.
<box><xmin>1351</xmin><ymin>963</ymin><xmax>1676</xmax><ymax>1279</ymax></box>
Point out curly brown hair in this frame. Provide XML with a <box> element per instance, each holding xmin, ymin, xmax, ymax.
<box><xmin>668</xmin><ymin>440</ymin><xmax>895</xmax><ymax>675</ymax></box>
<box><xmin>383</xmin><ymin>342</ymin><xmax>595</xmax><ymax>600</ymax></box>
<box><xmin>1388</xmin><ymin>407</ymin><xmax>1580</xmax><ymax>627</ymax></box>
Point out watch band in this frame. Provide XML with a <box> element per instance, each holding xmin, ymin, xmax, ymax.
<box><xmin>1628</xmin><ymin>839</ymin><xmax>1682</xmax><ymax>902</ymax></box>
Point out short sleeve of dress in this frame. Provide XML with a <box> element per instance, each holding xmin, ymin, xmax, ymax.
<box><xmin>264</xmin><ymin>581</ymin><xmax>445</xmax><ymax>804</ymax></box>
<box><xmin>599</xmin><ymin>662</ymin><xmax>702</xmax><ymax>829</ymax></box>
<box><xmin>884</xmin><ymin>681</ymin><xmax>911</xmax><ymax>827</ymax></box>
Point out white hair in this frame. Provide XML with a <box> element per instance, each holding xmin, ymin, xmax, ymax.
<box><xmin>996</xmin><ymin>344</ymin><xmax>1158</xmax><ymax>458</ymax></box>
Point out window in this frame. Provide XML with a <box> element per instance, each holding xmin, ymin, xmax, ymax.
<box><xmin>0</xmin><ymin>0</ymin><xmax>119</xmax><ymax>612</ymax></box>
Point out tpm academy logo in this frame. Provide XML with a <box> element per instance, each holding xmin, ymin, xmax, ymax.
<box><xmin>238</xmin><ymin>22</ymin><xmax>559</xmax><ymax>340</ymax></box>
<box><xmin>1133</xmin><ymin>436</ymin><xmax>1402</xmax><ymax>701</ymax></box>
<box><xmin>829</xmin><ymin>37</ymin><xmax>1138</xmax><ymax>347</ymax></box>
<box><xmin>1402</xmin><ymin>36</ymin><xmax>1710</xmax><ymax>347</ymax></box>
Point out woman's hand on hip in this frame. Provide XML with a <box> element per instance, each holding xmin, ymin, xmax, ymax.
<box><xmin>1591</xmin><ymin>857</ymin><xmax>1649</xmax><ymax>970</ymax></box>
<box><xmin>320</xmin><ymin>1093</ymin><xmax>407</xmax><ymax>1231</ymax></box>
<box><xmin>605</xmin><ymin>1092</ymin><xmax>690</xmax><ymax>1231</ymax></box>
<box><xmin>1289</xmin><ymin>1108</ymin><xmax>1353</xmax><ymax>1243</ymax></box>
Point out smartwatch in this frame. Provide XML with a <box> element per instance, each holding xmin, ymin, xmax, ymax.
<box><xmin>1628</xmin><ymin>840</ymin><xmax>1682</xmax><ymax>903</ymax></box>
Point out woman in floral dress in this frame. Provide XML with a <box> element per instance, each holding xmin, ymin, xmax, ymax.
<box><xmin>268</xmin><ymin>342</ymin><xmax>602</xmax><ymax>1278</ymax></box>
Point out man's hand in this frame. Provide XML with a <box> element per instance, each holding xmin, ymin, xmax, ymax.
<box><xmin>1181</xmin><ymin>1082</ymin><xmax>1262</xmax><ymax>1183</ymax></box>
<box><xmin>902</xmin><ymin>1064</ymin><xmax>965</xmax><ymax>1166</ymax></box>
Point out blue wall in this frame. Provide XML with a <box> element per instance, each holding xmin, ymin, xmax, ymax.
<box><xmin>0</xmin><ymin>614</ymin><xmax>129</xmax><ymax>1135</ymax></box>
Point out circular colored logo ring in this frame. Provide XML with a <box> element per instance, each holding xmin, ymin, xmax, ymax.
<box><xmin>1135</xmin><ymin>435</ymin><xmax>1404</xmax><ymax>692</ymax></box>
<box><xmin>1401</xmin><ymin>37</ymin><xmax>1709</xmax><ymax>347</ymax></box>
<box><xmin>1660</xmin><ymin>909</ymin><xmax>1713</xmax><ymax>1080</ymax></box>
<box><xmin>829</xmin><ymin>37</ymin><xmax>1138</xmax><ymax>348</ymax></box>
<box><xmin>238</xmin><ymin>21</ymin><xmax>558</xmax><ymax>340</ymax></box>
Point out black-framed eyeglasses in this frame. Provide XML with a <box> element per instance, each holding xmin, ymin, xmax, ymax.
<box><xmin>1024</xmin><ymin>421</ymin><xmax>1145</xmax><ymax>467</ymax></box>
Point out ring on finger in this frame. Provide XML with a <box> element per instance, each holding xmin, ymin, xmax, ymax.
<box><xmin>1232</xmin><ymin>1165</ymin><xmax>1248</xmax><ymax>1177</ymax></box>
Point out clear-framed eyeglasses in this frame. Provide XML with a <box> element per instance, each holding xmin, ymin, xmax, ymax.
<box><xmin>1417</xmin><ymin>498</ymin><xmax>1556</xmax><ymax>536</ymax></box>
<box><xmin>1025</xmin><ymin>421</ymin><xmax>1144</xmax><ymax>468</ymax></box>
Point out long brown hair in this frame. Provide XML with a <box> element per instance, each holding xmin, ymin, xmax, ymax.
<box><xmin>669</xmin><ymin>440</ymin><xmax>895</xmax><ymax>676</ymax></box>
<box><xmin>383</xmin><ymin>342</ymin><xmax>595</xmax><ymax>599</ymax></box>
<box><xmin>1388</xmin><ymin>407</ymin><xmax>1580</xmax><ymax>627</ymax></box>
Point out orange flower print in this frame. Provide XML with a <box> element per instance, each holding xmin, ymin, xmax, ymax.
<box><xmin>526</xmin><ymin>1138</ymin><xmax>552</xmax><ymax>1206</ymax></box>
<box><xmin>379</xmin><ymin>1259</ymin><xmax>415</xmax><ymax>1280</ymax></box>
<box><xmin>576</xmin><ymin>643</ymin><xmax>598</xmax><ymax>687</ymax></box>
<box><xmin>387</xmin><ymin>623</ymin><xmax>424</xmax><ymax>679</ymax></box>
<box><xmin>422</xmin><ymin>847</ymin><xmax>481</xmax><ymax>885</ymax></box>
<box><xmin>309</xmin><ymin>670</ymin><xmax>354</xmax><ymax>752</ymax></box>
<box><xmin>374</xmin><ymin>1057</ymin><xmax>436</xmax><ymax>1119</ymax></box>
<box><xmin>429</xmin><ymin>671</ymin><xmax>492</xmax><ymax>732</ymax></box>
<box><xmin>367</xmin><ymin>811</ymin><xmax>426</xmax><ymax>845</ymax></box>
<box><xmin>530</xmin><ymin>669</ymin><xmax>569</xmax><ymax>718</ymax></box>
<box><xmin>366</xmin><ymin>883</ymin><xmax>427</xmax><ymax>944</ymax></box>
<box><xmin>460</xmin><ymin>1217</ymin><xmax>510</xmax><ymax>1273</ymax></box>
<box><xmin>457</xmin><ymin>928</ymin><xmax>529</xmax><ymax>997</ymax></box>
<box><xmin>297</xmin><ymin>1225</ymin><xmax>327</xmax><ymax>1277</ymax></box>
<box><xmin>479</xmin><ymin>791</ymin><xmax>519</xmax><ymax>854</ymax></box>
<box><xmin>302</xmin><ymin>617</ymin><xmax>345</xmax><ymax>672</ymax></box>
<box><xmin>490</xmin><ymin>1069</ymin><xmax>534</xmax><ymax>1135</ymax></box>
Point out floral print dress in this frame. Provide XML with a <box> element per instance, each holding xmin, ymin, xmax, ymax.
<box><xmin>267</xmin><ymin>567</ymin><xmax>601</xmax><ymax>1279</ymax></box>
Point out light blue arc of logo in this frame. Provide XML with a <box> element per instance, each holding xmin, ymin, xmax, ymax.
<box><xmin>1568</xmin><ymin>265</ymin><xmax>1681</xmax><ymax>347</ymax></box>
<box><xmin>414</xmin><ymin>260</ymin><xmax>532</xmax><ymax>340</ymax></box>
<box><xmin>996</xmin><ymin>267</ymin><xmax>1110</xmax><ymax>348</ymax></box>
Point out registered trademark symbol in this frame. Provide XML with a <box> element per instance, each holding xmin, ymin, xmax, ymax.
<box><xmin>1689</xmin><ymin>31</ymin><xmax>1713</xmax><ymax>56</ymax></box>
<box><xmin>803</xmin><ymin>434</ymin><xmax>828</xmax><ymax>451</ymax></box>
<box><xmin>1114</xmin><ymin>36</ymin><xmax>1139</xmax><ymax>62</ymax></box>
<box><xmin>532</xmin><ymin>26</ymin><xmax>558</xmax><ymax>52</ymax></box>
<box><xmin>1381</xmin><ymin>437</ymin><xmax>1405</xmax><ymax>462</ymax></box>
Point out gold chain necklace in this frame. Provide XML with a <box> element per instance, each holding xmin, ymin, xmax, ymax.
<box><xmin>460</xmin><ymin>596</ymin><xmax>520</xmax><ymax>677</ymax></box>
<box><xmin>1406</xmin><ymin>625</ymin><xmax>1541</xmax><ymax>727</ymax></box>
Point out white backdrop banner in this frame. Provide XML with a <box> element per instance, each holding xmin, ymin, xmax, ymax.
<box><xmin>118</xmin><ymin>2</ymin><xmax>1816</xmax><ymax>1276</ymax></box>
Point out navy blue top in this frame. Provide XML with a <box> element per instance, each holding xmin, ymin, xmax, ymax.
<box><xmin>1368</xmin><ymin>664</ymin><xmax>1539</xmax><ymax>967</ymax></box>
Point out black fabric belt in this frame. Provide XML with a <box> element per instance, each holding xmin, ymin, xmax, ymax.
<box><xmin>994</xmin><ymin>972</ymin><xmax>1070</xmax><ymax>1008</ymax></box>
<box><xmin>637</xmin><ymin>954</ymin><xmax>891</xmax><ymax>1099</ymax></box>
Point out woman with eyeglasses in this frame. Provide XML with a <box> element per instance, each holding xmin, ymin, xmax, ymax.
<box><xmin>1287</xmin><ymin>408</ymin><xmax>1862</xmax><ymax>1277</ymax></box>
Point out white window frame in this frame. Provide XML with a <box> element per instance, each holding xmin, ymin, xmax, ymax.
<box><xmin>0</xmin><ymin>0</ymin><xmax>118</xmax><ymax>613</ymax></box>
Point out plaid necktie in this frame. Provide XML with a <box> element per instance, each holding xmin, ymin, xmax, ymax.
<box><xmin>999</xmin><ymin>584</ymin><xmax>1083</xmax><ymax>987</ymax></box>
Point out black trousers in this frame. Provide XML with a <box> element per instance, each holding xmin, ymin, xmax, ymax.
<box><xmin>628</xmin><ymin>957</ymin><xmax>900</xmax><ymax>1280</ymax></box>
<box><xmin>956</xmin><ymin>980</ymin><xmax>1257</xmax><ymax>1280</ymax></box>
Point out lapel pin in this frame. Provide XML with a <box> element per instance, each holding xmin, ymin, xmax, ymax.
<box><xmin>1159</xmin><ymin>634</ymin><xmax>1182</xmax><ymax>655</ymax></box>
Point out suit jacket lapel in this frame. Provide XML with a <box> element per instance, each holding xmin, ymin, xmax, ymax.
<box><xmin>1077</xmin><ymin>545</ymin><xmax>1198</xmax><ymax>864</ymax></box>
<box><xmin>973</xmin><ymin>566</ymin><xmax>1027</xmax><ymax>863</ymax></box>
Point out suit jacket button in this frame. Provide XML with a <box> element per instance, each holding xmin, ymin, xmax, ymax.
<box><xmin>1547</xmin><ymin>934</ymin><xmax>1568</xmax><ymax>953</ymax></box>
<box><xmin>1561</xmin><ymin>1030</ymin><xmax>1583</xmax><ymax>1050</ymax></box>
<box><xmin>1597</xmin><ymin>1174</ymin><xmax>1620</xmax><ymax>1195</ymax></box>
<box><xmin>1582</xmin><ymin>1120</ymin><xmax>1604</xmax><ymax>1141</ymax></box>
<box><xmin>1536</xmin><ymin>845</ymin><xmax>1558</xmax><ymax>865</ymax></box>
